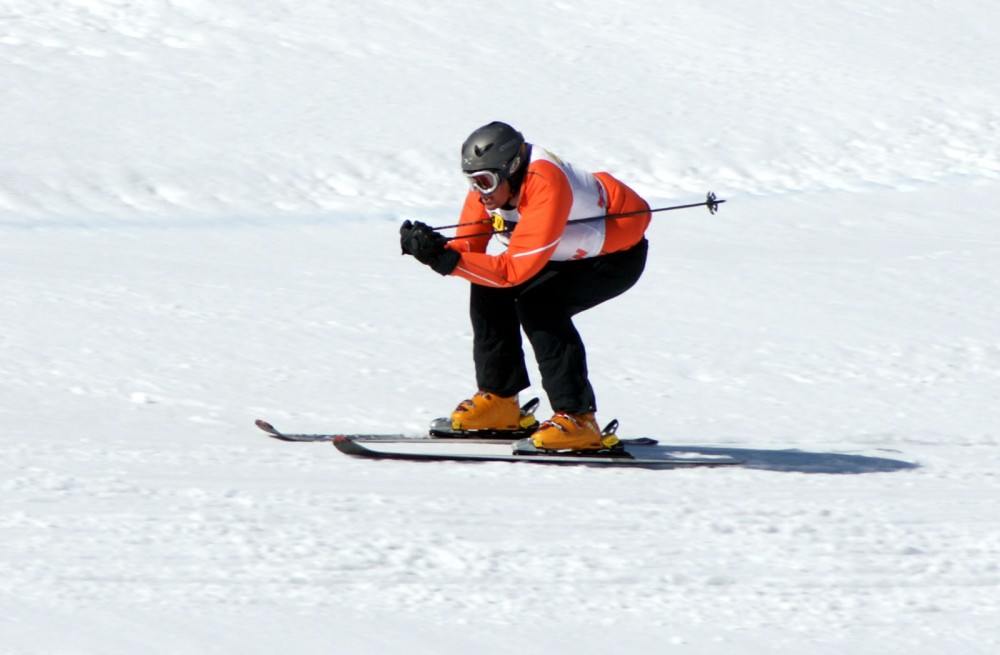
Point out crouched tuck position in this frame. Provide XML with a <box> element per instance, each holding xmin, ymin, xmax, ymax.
<box><xmin>399</xmin><ymin>121</ymin><xmax>651</xmax><ymax>451</ymax></box>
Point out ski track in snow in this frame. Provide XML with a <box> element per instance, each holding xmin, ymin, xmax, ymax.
<box><xmin>3</xmin><ymin>0</ymin><xmax>1000</xmax><ymax>653</ymax></box>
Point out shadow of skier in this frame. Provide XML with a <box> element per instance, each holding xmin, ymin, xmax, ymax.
<box><xmin>657</xmin><ymin>445</ymin><xmax>919</xmax><ymax>474</ymax></box>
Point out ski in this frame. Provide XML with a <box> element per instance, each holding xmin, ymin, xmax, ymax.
<box><xmin>256</xmin><ymin>418</ymin><xmax>660</xmax><ymax>447</ymax></box>
<box><xmin>256</xmin><ymin>418</ymin><xmax>662</xmax><ymax>446</ymax></box>
<box><xmin>332</xmin><ymin>436</ymin><xmax>744</xmax><ymax>469</ymax></box>
<box><xmin>255</xmin><ymin>419</ymin><xmax>406</xmax><ymax>442</ymax></box>
<box><xmin>255</xmin><ymin>418</ymin><xmax>528</xmax><ymax>444</ymax></box>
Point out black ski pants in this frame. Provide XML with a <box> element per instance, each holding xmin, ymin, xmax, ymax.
<box><xmin>470</xmin><ymin>238</ymin><xmax>648</xmax><ymax>414</ymax></box>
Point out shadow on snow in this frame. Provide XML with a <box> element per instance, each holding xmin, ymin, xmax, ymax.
<box><xmin>660</xmin><ymin>445</ymin><xmax>920</xmax><ymax>474</ymax></box>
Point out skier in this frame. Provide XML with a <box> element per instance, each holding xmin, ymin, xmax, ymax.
<box><xmin>399</xmin><ymin>121</ymin><xmax>651</xmax><ymax>451</ymax></box>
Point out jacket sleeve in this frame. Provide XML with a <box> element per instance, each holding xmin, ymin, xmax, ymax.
<box><xmin>447</xmin><ymin>192</ymin><xmax>493</xmax><ymax>254</ymax></box>
<box><xmin>449</xmin><ymin>160</ymin><xmax>572</xmax><ymax>287</ymax></box>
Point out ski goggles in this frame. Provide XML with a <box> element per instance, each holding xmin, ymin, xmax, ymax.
<box><xmin>464</xmin><ymin>169</ymin><xmax>502</xmax><ymax>195</ymax></box>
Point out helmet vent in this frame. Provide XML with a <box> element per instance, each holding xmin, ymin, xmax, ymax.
<box><xmin>474</xmin><ymin>144</ymin><xmax>492</xmax><ymax>157</ymax></box>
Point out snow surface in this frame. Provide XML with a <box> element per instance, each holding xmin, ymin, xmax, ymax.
<box><xmin>3</xmin><ymin>1</ymin><xmax>1000</xmax><ymax>653</ymax></box>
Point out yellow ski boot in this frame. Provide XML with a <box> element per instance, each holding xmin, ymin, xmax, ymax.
<box><xmin>530</xmin><ymin>412</ymin><xmax>620</xmax><ymax>451</ymax></box>
<box><xmin>450</xmin><ymin>392</ymin><xmax>538</xmax><ymax>432</ymax></box>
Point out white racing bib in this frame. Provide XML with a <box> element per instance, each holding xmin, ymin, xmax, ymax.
<box><xmin>493</xmin><ymin>148</ymin><xmax>609</xmax><ymax>260</ymax></box>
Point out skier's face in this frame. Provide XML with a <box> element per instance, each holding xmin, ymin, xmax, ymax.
<box><xmin>479</xmin><ymin>179</ymin><xmax>511</xmax><ymax>210</ymax></box>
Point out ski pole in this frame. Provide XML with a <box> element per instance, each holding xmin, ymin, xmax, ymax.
<box><xmin>436</xmin><ymin>191</ymin><xmax>725</xmax><ymax>240</ymax></box>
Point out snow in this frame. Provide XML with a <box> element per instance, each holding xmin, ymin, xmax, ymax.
<box><xmin>2</xmin><ymin>0</ymin><xmax>1000</xmax><ymax>652</ymax></box>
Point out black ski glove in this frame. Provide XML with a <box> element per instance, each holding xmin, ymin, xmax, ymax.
<box><xmin>399</xmin><ymin>220</ymin><xmax>460</xmax><ymax>276</ymax></box>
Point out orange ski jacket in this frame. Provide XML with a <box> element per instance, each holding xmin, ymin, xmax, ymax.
<box><xmin>447</xmin><ymin>147</ymin><xmax>651</xmax><ymax>288</ymax></box>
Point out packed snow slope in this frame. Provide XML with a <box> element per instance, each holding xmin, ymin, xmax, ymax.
<box><xmin>2</xmin><ymin>1</ymin><xmax>999</xmax><ymax>653</ymax></box>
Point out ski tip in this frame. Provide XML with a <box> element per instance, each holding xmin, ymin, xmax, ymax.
<box><xmin>332</xmin><ymin>436</ymin><xmax>356</xmax><ymax>453</ymax></box>
<box><xmin>255</xmin><ymin>419</ymin><xmax>280</xmax><ymax>435</ymax></box>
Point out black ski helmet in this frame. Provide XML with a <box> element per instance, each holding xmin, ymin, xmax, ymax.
<box><xmin>461</xmin><ymin>121</ymin><xmax>526</xmax><ymax>181</ymax></box>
